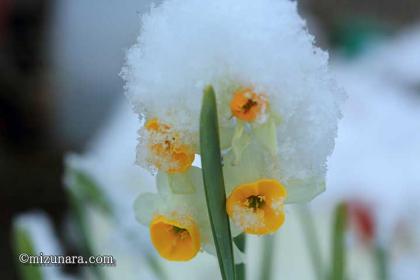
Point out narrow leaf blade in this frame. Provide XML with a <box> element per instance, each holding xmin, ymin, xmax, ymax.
<box><xmin>331</xmin><ymin>202</ymin><xmax>348</xmax><ymax>280</ymax></box>
<box><xmin>13</xmin><ymin>227</ymin><xmax>44</xmax><ymax>280</ymax></box>
<box><xmin>200</xmin><ymin>85</ymin><xmax>235</xmax><ymax>280</ymax></box>
<box><xmin>234</xmin><ymin>233</ymin><xmax>246</xmax><ymax>280</ymax></box>
<box><xmin>297</xmin><ymin>204</ymin><xmax>324</xmax><ymax>280</ymax></box>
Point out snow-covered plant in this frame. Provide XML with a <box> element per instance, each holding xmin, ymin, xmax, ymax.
<box><xmin>122</xmin><ymin>0</ymin><xmax>344</xmax><ymax>265</ymax></box>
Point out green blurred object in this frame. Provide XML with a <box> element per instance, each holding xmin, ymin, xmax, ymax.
<box><xmin>68</xmin><ymin>169</ymin><xmax>113</xmax><ymax>216</ymax></box>
<box><xmin>67</xmin><ymin>167</ymin><xmax>166</xmax><ymax>280</ymax></box>
<box><xmin>200</xmin><ymin>85</ymin><xmax>236</xmax><ymax>280</ymax></box>
<box><xmin>235</xmin><ymin>263</ymin><xmax>246</xmax><ymax>280</ymax></box>
<box><xmin>330</xmin><ymin>203</ymin><xmax>348</xmax><ymax>280</ymax></box>
<box><xmin>67</xmin><ymin>190</ymin><xmax>104</xmax><ymax>280</ymax></box>
<box><xmin>297</xmin><ymin>205</ymin><xmax>324</xmax><ymax>280</ymax></box>
<box><xmin>66</xmin><ymin>167</ymin><xmax>112</xmax><ymax>279</ymax></box>
<box><xmin>375</xmin><ymin>244</ymin><xmax>388</xmax><ymax>280</ymax></box>
<box><xmin>331</xmin><ymin>18</ymin><xmax>391</xmax><ymax>58</ymax></box>
<box><xmin>144</xmin><ymin>253</ymin><xmax>168</xmax><ymax>280</ymax></box>
<box><xmin>13</xmin><ymin>227</ymin><xmax>44</xmax><ymax>280</ymax></box>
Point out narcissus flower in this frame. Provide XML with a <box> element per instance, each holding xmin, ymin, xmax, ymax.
<box><xmin>133</xmin><ymin>167</ymin><xmax>215</xmax><ymax>260</ymax></box>
<box><xmin>142</xmin><ymin>119</ymin><xmax>195</xmax><ymax>174</ymax></box>
<box><xmin>134</xmin><ymin>167</ymin><xmax>245</xmax><ymax>261</ymax></box>
<box><xmin>230</xmin><ymin>88</ymin><xmax>267</xmax><ymax>123</ymax></box>
<box><xmin>124</xmin><ymin>0</ymin><xmax>344</xmax><ymax>257</ymax></box>
<box><xmin>150</xmin><ymin>215</ymin><xmax>200</xmax><ymax>261</ymax></box>
<box><xmin>122</xmin><ymin>0</ymin><xmax>344</xmax><ymax>204</ymax></box>
<box><xmin>226</xmin><ymin>179</ymin><xmax>287</xmax><ymax>235</ymax></box>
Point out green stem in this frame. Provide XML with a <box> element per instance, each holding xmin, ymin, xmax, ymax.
<box><xmin>375</xmin><ymin>243</ymin><xmax>388</xmax><ymax>280</ymax></box>
<box><xmin>330</xmin><ymin>203</ymin><xmax>348</xmax><ymax>280</ymax></box>
<box><xmin>297</xmin><ymin>205</ymin><xmax>324</xmax><ymax>280</ymax></box>
<box><xmin>235</xmin><ymin>263</ymin><xmax>246</xmax><ymax>280</ymax></box>
<box><xmin>234</xmin><ymin>234</ymin><xmax>246</xmax><ymax>280</ymax></box>
<box><xmin>260</xmin><ymin>234</ymin><xmax>276</xmax><ymax>280</ymax></box>
<box><xmin>200</xmin><ymin>85</ymin><xmax>236</xmax><ymax>280</ymax></box>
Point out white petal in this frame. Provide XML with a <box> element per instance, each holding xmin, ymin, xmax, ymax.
<box><xmin>133</xmin><ymin>193</ymin><xmax>160</xmax><ymax>226</ymax></box>
<box><xmin>231</xmin><ymin>122</ymin><xmax>251</xmax><ymax>163</ymax></box>
<box><xmin>253</xmin><ymin>116</ymin><xmax>278</xmax><ymax>156</ymax></box>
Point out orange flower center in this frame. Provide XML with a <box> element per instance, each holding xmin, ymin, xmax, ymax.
<box><xmin>150</xmin><ymin>215</ymin><xmax>200</xmax><ymax>261</ymax></box>
<box><xmin>230</xmin><ymin>88</ymin><xmax>266</xmax><ymax>122</ymax></box>
<box><xmin>226</xmin><ymin>179</ymin><xmax>287</xmax><ymax>235</ymax></box>
<box><xmin>145</xmin><ymin>119</ymin><xmax>195</xmax><ymax>173</ymax></box>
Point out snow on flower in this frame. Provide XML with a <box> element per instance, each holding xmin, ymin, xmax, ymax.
<box><xmin>141</xmin><ymin>118</ymin><xmax>196</xmax><ymax>174</ymax></box>
<box><xmin>226</xmin><ymin>179</ymin><xmax>287</xmax><ymax>235</ymax></box>
<box><xmin>122</xmin><ymin>0</ymin><xmax>344</xmax><ymax>258</ymax></box>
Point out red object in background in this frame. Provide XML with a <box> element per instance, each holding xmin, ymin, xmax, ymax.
<box><xmin>348</xmin><ymin>200</ymin><xmax>376</xmax><ymax>243</ymax></box>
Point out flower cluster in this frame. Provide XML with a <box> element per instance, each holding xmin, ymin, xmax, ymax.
<box><xmin>122</xmin><ymin>0</ymin><xmax>344</xmax><ymax>261</ymax></box>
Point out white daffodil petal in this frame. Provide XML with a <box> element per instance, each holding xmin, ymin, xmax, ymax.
<box><xmin>167</xmin><ymin>170</ymin><xmax>196</xmax><ymax>194</ymax></box>
<box><xmin>133</xmin><ymin>193</ymin><xmax>160</xmax><ymax>226</ymax></box>
<box><xmin>223</xmin><ymin>142</ymin><xmax>267</xmax><ymax>194</ymax></box>
<box><xmin>271</xmin><ymin>111</ymin><xmax>283</xmax><ymax>125</ymax></box>
<box><xmin>202</xmin><ymin>236</ymin><xmax>216</xmax><ymax>256</ymax></box>
<box><xmin>231</xmin><ymin>122</ymin><xmax>251</xmax><ymax>164</ymax></box>
<box><xmin>156</xmin><ymin>170</ymin><xmax>172</xmax><ymax>195</ymax></box>
<box><xmin>230</xmin><ymin>221</ymin><xmax>243</xmax><ymax>238</ymax></box>
<box><xmin>285</xmin><ymin>177</ymin><xmax>325</xmax><ymax>204</ymax></box>
<box><xmin>220</xmin><ymin>126</ymin><xmax>235</xmax><ymax>150</ymax></box>
<box><xmin>253</xmin><ymin>117</ymin><xmax>278</xmax><ymax>156</ymax></box>
<box><xmin>186</xmin><ymin>166</ymin><xmax>204</xmax><ymax>192</ymax></box>
<box><xmin>156</xmin><ymin>168</ymin><xmax>198</xmax><ymax>195</ymax></box>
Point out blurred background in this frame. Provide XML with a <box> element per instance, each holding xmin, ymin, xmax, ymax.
<box><xmin>0</xmin><ymin>0</ymin><xmax>419</xmax><ymax>279</ymax></box>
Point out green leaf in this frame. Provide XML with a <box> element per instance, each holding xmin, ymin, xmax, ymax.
<box><xmin>234</xmin><ymin>234</ymin><xmax>247</xmax><ymax>280</ymax></box>
<box><xmin>68</xmin><ymin>191</ymin><xmax>104</xmax><ymax>280</ymax></box>
<box><xmin>233</xmin><ymin>233</ymin><xmax>246</xmax><ymax>253</ymax></box>
<box><xmin>200</xmin><ymin>85</ymin><xmax>236</xmax><ymax>280</ymax></box>
<box><xmin>330</xmin><ymin>202</ymin><xmax>348</xmax><ymax>280</ymax></box>
<box><xmin>375</xmin><ymin>243</ymin><xmax>388</xmax><ymax>280</ymax></box>
<box><xmin>235</xmin><ymin>263</ymin><xmax>246</xmax><ymax>280</ymax></box>
<box><xmin>13</xmin><ymin>227</ymin><xmax>44</xmax><ymax>280</ymax></box>
<box><xmin>296</xmin><ymin>205</ymin><xmax>324</xmax><ymax>280</ymax></box>
<box><xmin>68</xmin><ymin>169</ymin><xmax>112</xmax><ymax>216</ymax></box>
